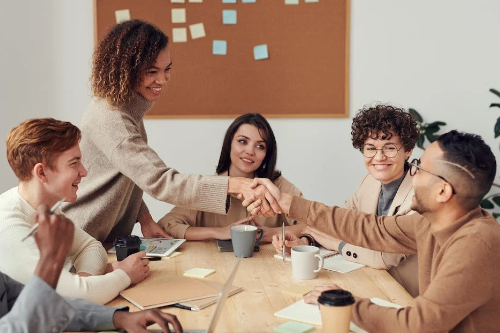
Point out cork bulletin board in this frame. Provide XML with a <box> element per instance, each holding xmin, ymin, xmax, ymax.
<box><xmin>94</xmin><ymin>0</ymin><xmax>350</xmax><ymax>118</ymax></box>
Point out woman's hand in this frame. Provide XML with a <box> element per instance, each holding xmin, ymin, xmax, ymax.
<box><xmin>303</xmin><ymin>284</ymin><xmax>341</xmax><ymax>304</ymax></box>
<box><xmin>272</xmin><ymin>230</ymin><xmax>308</xmax><ymax>254</ymax></box>
<box><xmin>139</xmin><ymin>212</ymin><xmax>171</xmax><ymax>238</ymax></box>
<box><xmin>215</xmin><ymin>216</ymin><xmax>254</xmax><ymax>240</ymax></box>
<box><xmin>302</xmin><ymin>226</ymin><xmax>341</xmax><ymax>251</ymax></box>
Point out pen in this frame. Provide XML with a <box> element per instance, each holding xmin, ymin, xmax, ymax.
<box><xmin>21</xmin><ymin>198</ymin><xmax>66</xmax><ymax>242</ymax></box>
<box><xmin>171</xmin><ymin>303</ymin><xmax>195</xmax><ymax>311</ymax></box>
<box><xmin>142</xmin><ymin>256</ymin><xmax>162</xmax><ymax>261</ymax></box>
<box><xmin>282</xmin><ymin>221</ymin><xmax>286</xmax><ymax>262</ymax></box>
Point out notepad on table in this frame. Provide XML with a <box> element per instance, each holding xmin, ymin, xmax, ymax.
<box><xmin>274</xmin><ymin>247</ymin><xmax>337</xmax><ymax>262</ymax></box>
<box><xmin>120</xmin><ymin>275</ymin><xmax>220</xmax><ymax>310</ymax></box>
<box><xmin>274</xmin><ymin>298</ymin><xmax>402</xmax><ymax>333</ymax></box>
<box><xmin>184</xmin><ymin>268</ymin><xmax>215</xmax><ymax>278</ymax></box>
<box><xmin>174</xmin><ymin>281</ymin><xmax>243</xmax><ymax>310</ymax></box>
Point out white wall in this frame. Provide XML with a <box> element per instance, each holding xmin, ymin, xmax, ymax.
<box><xmin>1</xmin><ymin>1</ymin><xmax>499</xmax><ymax>221</ymax></box>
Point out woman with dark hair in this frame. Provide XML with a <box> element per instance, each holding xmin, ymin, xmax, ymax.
<box><xmin>63</xmin><ymin>20</ymin><xmax>279</xmax><ymax>243</ymax></box>
<box><xmin>272</xmin><ymin>104</ymin><xmax>421</xmax><ymax>297</ymax></box>
<box><xmin>158</xmin><ymin>113</ymin><xmax>303</xmax><ymax>242</ymax></box>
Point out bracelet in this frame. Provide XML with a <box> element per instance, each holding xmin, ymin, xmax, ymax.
<box><xmin>300</xmin><ymin>234</ymin><xmax>316</xmax><ymax>246</ymax></box>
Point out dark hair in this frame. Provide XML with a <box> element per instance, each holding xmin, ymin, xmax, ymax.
<box><xmin>437</xmin><ymin>130</ymin><xmax>496</xmax><ymax>209</ymax></box>
<box><xmin>351</xmin><ymin>104</ymin><xmax>419</xmax><ymax>152</ymax></box>
<box><xmin>91</xmin><ymin>19</ymin><xmax>169</xmax><ymax>107</ymax></box>
<box><xmin>216</xmin><ymin>113</ymin><xmax>281</xmax><ymax>180</ymax></box>
<box><xmin>6</xmin><ymin>118</ymin><xmax>81</xmax><ymax>181</ymax></box>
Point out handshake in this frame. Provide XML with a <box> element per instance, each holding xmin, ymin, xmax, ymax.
<box><xmin>230</xmin><ymin>178</ymin><xmax>293</xmax><ymax>217</ymax></box>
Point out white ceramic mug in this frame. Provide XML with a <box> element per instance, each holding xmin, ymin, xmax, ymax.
<box><xmin>291</xmin><ymin>245</ymin><xmax>324</xmax><ymax>279</ymax></box>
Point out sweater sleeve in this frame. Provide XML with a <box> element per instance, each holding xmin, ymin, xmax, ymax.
<box><xmin>69</xmin><ymin>226</ymin><xmax>108</xmax><ymax>276</ymax></box>
<box><xmin>288</xmin><ymin>197</ymin><xmax>419</xmax><ymax>255</ymax></box>
<box><xmin>110</xmin><ymin>129</ymin><xmax>229</xmax><ymax>215</ymax></box>
<box><xmin>350</xmin><ymin>235</ymin><xmax>495</xmax><ymax>332</ymax></box>
<box><xmin>158</xmin><ymin>206</ymin><xmax>203</xmax><ymax>239</ymax></box>
<box><xmin>138</xmin><ymin>199</ymin><xmax>149</xmax><ymax>217</ymax></box>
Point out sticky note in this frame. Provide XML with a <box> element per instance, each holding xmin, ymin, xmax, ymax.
<box><xmin>305</xmin><ymin>0</ymin><xmax>319</xmax><ymax>2</ymax></box>
<box><xmin>189</xmin><ymin>23</ymin><xmax>206</xmax><ymax>39</ymax></box>
<box><xmin>171</xmin><ymin>0</ymin><xmax>185</xmax><ymax>3</ymax></box>
<box><xmin>274</xmin><ymin>322</ymin><xmax>314</xmax><ymax>333</ymax></box>
<box><xmin>115</xmin><ymin>9</ymin><xmax>130</xmax><ymax>24</ymax></box>
<box><xmin>172</xmin><ymin>28</ymin><xmax>187</xmax><ymax>42</ymax></box>
<box><xmin>253</xmin><ymin>44</ymin><xmax>269</xmax><ymax>60</ymax></box>
<box><xmin>285</xmin><ymin>0</ymin><xmax>299</xmax><ymax>4</ymax></box>
<box><xmin>222</xmin><ymin>0</ymin><xmax>237</xmax><ymax>3</ymax></box>
<box><xmin>242</xmin><ymin>0</ymin><xmax>256</xmax><ymax>2</ymax></box>
<box><xmin>213</xmin><ymin>40</ymin><xmax>227</xmax><ymax>55</ymax></box>
<box><xmin>189</xmin><ymin>0</ymin><xmax>203</xmax><ymax>2</ymax></box>
<box><xmin>223</xmin><ymin>10</ymin><xmax>237</xmax><ymax>24</ymax></box>
<box><xmin>167</xmin><ymin>251</ymin><xmax>183</xmax><ymax>258</ymax></box>
<box><xmin>282</xmin><ymin>285</ymin><xmax>312</xmax><ymax>297</ymax></box>
<box><xmin>184</xmin><ymin>268</ymin><xmax>215</xmax><ymax>278</ymax></box>
<box><xmin>171</xmin><ymin>8</ymin><xmax>186</xmax><ymax>23</ymax></box>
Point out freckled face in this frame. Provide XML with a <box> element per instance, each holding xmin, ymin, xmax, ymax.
<box><xmin>228</xmin><ymin>124</ymin><xmax>267</xmax><ymax>179</ymax></box>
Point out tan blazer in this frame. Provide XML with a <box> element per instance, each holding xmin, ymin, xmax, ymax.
<box><xmin>342</xmin><ymin>171</ymin><xmax>419</xmax><ymax>297</ymax></box>
<box><xmin>158</xmin><ymin>175</ymin><xmax>302</xmax><ymax>239</ymax></box>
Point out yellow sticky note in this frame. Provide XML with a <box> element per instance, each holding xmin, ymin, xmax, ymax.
<box><xmin>168</xmin><ymin>251</ymin><xmax>183</xmax><ymax>258</ymax></box>
<box><xmin>189</xmin><ymin>0</ymin><xmax>203</xmax><ymax>2</ymax></box>
<box><xmin>184</xmin><ymin>268</ymin><xmax>215</xmax><ymax>278</ymax></box>
<box><xmin>305</xmin><ymin>0</ymin><xmax>319</xmax><ymax>2</ymax></box>
<box><xmin>115</xmin><ymin>9</ymin><xmax>130</xmax><ymax>24</ymax></box>
<box><xmin>189</xmin><ymin>23</ymin><xmax>206</xmax><ymax>39</ymax></box>
<box><xmin>282</xmin><ymin>285</ymin><xmax>312</xmax><ymax>297</ymax></box>
<box><xmin>172</xmin><ymin>28</ymin><xmax>187</xmax><ymax>42</ymax></box>
<box><xmin>171</xmin><ymin>0</ymin><xmax>185</xmax><ymax>3</ymax></box>
<box><xmin>171</xmin><ymin>8</ymin><xmax>186</xmax><ymax>23</ymax></box>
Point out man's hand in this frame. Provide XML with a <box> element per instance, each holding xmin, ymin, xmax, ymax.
<box><xmin>228</xmin><ymin>177</ymin><xmax>281</xmax><ymax>217</ymax></box>
<box><xmin>139</xmin><ymin>212</ymin><xmax>172</xmax><ymax>238</ymax></box>
<box><xmin>272</xmin><ymin>230</ymin><xmax>308</xmax><ymax>254</ymax></box>
<box><xmin>33</xmin><ymin>204</ymin><xmax>75</xmax><ymax>288</ymax></box>
<box><xmin>302</xmin><ymin>226</ymin><xmax>341</xmax><ymax>252</ymax></box>
<box><xmin>303</xmin><ymin>284</ymin><xmax>342</xmax><ymax>304</ymax></box>
<box><xmin>113</xmin><ymin>309</ymin><xmax>183</xmax><ymax>333</ymax></box>
<box><xmin>111</xmin><ymin>251</ymin><xmax>150</xmax><ymax>285</ymax></box>
<box><xmin>240</xmin><ymin>178</ymin><xmax>292</xmax><ymax>216</ymax></box>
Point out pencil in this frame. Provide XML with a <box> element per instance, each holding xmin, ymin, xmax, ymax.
<box><xmin>21</xmin><ymin>198</ymin><xmax>66</xmax><ymax>242</ymax></box>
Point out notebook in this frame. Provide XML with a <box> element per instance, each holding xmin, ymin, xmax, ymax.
<box><xmin>173</xmin><ymin>282</ymin><xmax>243</xmax><ymax>310</ymax></box>
<box><xmin>108</xmin><ymin>237</ymin><xmax>185</xmax><ymax>257</ymax></box>
<box><xmin>120</xmin><ymin>275</ymin><xmax>220</xmax><ymax>310</ymax></box>
<box><xmin>274</xmin><ymin>247</ymin><xmax>337</xmax><ymax>261</ymax></box>
<box><xmin>274</xmin><ymin>297</ymin><xmax>402</xmax><ymax>333</ymax></box>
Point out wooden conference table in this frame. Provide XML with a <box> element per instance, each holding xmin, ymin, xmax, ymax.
<box><xmin>81</xmin><ymin>241</ymin><xmax>414</xmax><ymax>333</ymax></box>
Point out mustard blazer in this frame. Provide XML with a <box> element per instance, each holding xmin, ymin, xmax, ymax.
<box><xmin>342</xmin><ymin>171</ymin><xmax>419</xmax><ymax>297</ymax></box>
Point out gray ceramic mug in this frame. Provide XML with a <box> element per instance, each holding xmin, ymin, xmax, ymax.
<box><xmin>230</xmin><ymin>225</ymin><xmax>264</xmax><ymax>258</ymax></box>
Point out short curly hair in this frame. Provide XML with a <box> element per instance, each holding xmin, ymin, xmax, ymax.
<box><xmin>351</xmin><ymin>104</ymin><xmax>419</xmax><ymax>152</ymax></box>
<box><xmin>91</xmin><ymin>20</ymin><xmax>169</xmax><ymax>107</ymax></box>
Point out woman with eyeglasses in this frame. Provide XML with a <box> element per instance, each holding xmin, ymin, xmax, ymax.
<box><xmin>273</xmin><ymin>104</ymin><xmax>421</xmax><ymax>297</ymax></box>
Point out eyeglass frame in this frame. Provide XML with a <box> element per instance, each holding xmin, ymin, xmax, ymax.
<box><xmin>361</xmin><ymin>143</ymin><xmax>405</xmax><ymax>158</ymax></box>
<box><xmin>409</xmin><ymin>158</ymin><xmax>456</xmax><ymax>194</ymax></box>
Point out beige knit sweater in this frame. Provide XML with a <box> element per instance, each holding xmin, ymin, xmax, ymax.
<box><xmin>63</xmin><ymin>94</ymin><xmax>229</xmax><ymax>242</ymax></box>
<box><xmin>0</xmin><ymin>187</ymin><xmax>131</xmax><ymax>304</ymax></box>
<box><xmin>289</xmin><ymin>197</ymin><xmax>500</xmax><ymax>333</ymax></box>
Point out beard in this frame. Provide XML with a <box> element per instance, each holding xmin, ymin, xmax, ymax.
<box><xmin>411</xmin><ymin>190</ymin><xmax>430</xmax><ymax>215</ymax></box>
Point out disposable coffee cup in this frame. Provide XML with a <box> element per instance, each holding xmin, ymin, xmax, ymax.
<box><xmin>318</xmin><ymin>289</ymin><xmax>355</xmax><ymax>333</ymax></box>
<box><xmin>114</xmin><ymin>235</ymin><xmax>141</xmax><ymax>261</ymax></box>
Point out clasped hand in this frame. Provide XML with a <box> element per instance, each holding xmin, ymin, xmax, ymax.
<box><xmin>235</xmin><ymin>178</ymin><xmax>283</xmax><ymax>217</ymax></box>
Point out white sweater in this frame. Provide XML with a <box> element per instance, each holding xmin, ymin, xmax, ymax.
<box><xmin>0</xmin><ymin>187</ymin><xmax>130</xmax><ymax>304</ymax></box>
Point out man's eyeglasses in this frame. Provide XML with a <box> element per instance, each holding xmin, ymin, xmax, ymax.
<box><xmin>362</xmin><ymin>144</ymin><xmax>404</xmax><ymax>158</ymax></box>
<box><xmin>409</xmin><ymin>158</ymin><xmax>456</xmax><ymax>194</ymax></box>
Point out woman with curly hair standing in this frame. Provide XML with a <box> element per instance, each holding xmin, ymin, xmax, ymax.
<box><xmin>63</xmin><ymin>20</ymin><xmax>279</xmax><ymax>243</ymax></box>
<box><xmin>273</xmin><ymin>104</ymin><xmax>421</xmax><ymax>297</ymax></box>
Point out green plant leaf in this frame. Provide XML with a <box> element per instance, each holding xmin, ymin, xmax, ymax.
<box><xmin>490</xmin><ymin>103</ymin><xmax>500</xmax><ymax>108</ymax></box>
<box><xmin>409</xmin><ymin>108</ymin><xmax>423</xmax><ymax>122</ymax></box>
<box><xmin>417</xmin><ymin>135</ymin><xmax>425</xmax><ymax>149</ymax></box>
<box><xmin>492</xmin><ymin>196</ymin><xmax>500</xmax><ymax>206</ymax></box>
<box><xmin>425</xmin><ymin>132</ymin><xmax>439</xmax><ymax>143</ymax></box>
<box><xmin>480</xmin><ymin>199</ymin><xmax>495</xmax><ymax>209</ymax></box>
<box><xmin>492</xmin><ymin>213</ymin><xmax>500</xmax><ymax>219</ymax></box>
<box><xmin>426</xmin><ymin>125</ymin><xmax>441</xmax><ymax>134</ymax></box>
<box><xmin>495</xmin><ymin>118</ymin><xmax>500</xmax><ymax>138</ymax></box>
<box><xmin>427</xmin><ymin>121</ymin><xmax>446</xmax><ymax>127</ymax></box>
<box><xmin>490</xmin><ymin>88</ymin><xmax>500</xmax><ymax>99</ymax></box>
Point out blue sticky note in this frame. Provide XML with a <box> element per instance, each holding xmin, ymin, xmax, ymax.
<box><xmin>223</xmin><ymin>10</ymin><xmax>237</xmax><ymax>24</ymax></box>
<box><xmin>253</xmin><ymin>44</ymin><xmax>269</xmax><ymax>60</ymax></box>
<box><xmin>213</xmin><ymin>40</ymin><xmax>227</xmax><ymax>55</ymax></box>
<box><xmin>242</xmin><ymin>0</ymin><xmax>256</xmax><ymax>2</ymax></box>
<box><xmin>274</xmin><ymin>321</ymin><xmax>314</xmax><ymax>333</ymax></box>
<box><xmin>222</xmin><ymin>0</ymin><xmax>237</xmax><ymax>3</ymax></box>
